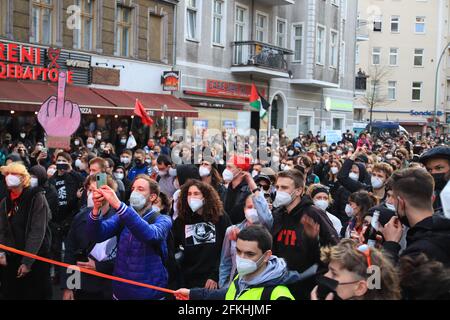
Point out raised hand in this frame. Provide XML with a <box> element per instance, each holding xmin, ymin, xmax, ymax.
<box><xmin>37</xmin><ymin>71</ymin><xmax>81</xmax><ymax>137</ymax></box>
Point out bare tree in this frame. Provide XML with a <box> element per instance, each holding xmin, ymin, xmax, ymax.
<box><xmin>358</xmin><ymin>65</ymin><xmax>392</xmax><ymax>130</ymax></box>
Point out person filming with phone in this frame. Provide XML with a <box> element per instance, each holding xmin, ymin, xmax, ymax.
<box><xmin>87</xmin><ymin>174</ymin><xmax>173</xmax><ymax>300</ymax></box>
<box><xmin>62</xmin><ymin>174</ymin><xmax>118</xmax><ymax>300</ymax></box>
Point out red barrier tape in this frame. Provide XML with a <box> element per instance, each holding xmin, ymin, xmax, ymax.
<box><xmin>0</xmin><ymin>243</ymin><xmax>188</xmax><ymax>300</ymax></box>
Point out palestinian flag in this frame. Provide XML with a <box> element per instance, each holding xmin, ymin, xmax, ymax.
<box><xmin>250</xmin><ymin>83</ymin><xmax>270</xmax><ymax>120</ymax></box>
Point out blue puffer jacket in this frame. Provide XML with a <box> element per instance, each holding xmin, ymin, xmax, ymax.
<box><xmin>87</xmin><ymin>202</ymin><xmax>172</xmax><ymax>300</ymax></box>
<box><xmin>127</xmin><ymin>165</ymin><xmax>152</xmax><ymax>182</ymax></box>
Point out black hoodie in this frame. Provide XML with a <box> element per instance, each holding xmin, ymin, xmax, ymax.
<box><xmin>271</xmin><ymin>196</ymin><xmax>339</xmax><ymax>274</ymax></box>
<box><xmin>383</xmin><ymin>215</ymin><xmax>450</xmax><ymax>267</ymax></box>
<box><xmin>337</xmin><ymin>158</ymin><xmax>372</xmax><ymax>193</ymax></box>
<box><xmin>175</xmin><ymin>164</ymin><xmax>201</xmax><ymax>186</ymax></box>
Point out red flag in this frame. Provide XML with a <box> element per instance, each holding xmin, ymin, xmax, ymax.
<box><xmin>134</xmin><ymin>99</ymin><xmax>154</xmax><ymax>126</ymax></box>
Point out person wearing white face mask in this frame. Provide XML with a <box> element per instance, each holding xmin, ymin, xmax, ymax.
<box><xmin>62</xmin><ymin>174</ymin><xmax>117</xmax><ymax>300</ymax></box>
<box><xmin>337</xmin><ymin>146</ymin><xmax>372</xmax><ymax>195</ymax></box>
<box><xmin>342</xmin><ymin>191</ymin><xmax>376</xmax><ymax>240</ymax></box>
<box><xmin>219</xmin><ymin>174</ymin><xmax>274</xmax><ymax>288</ymax></box>
<box><xmin>0</xmin><ymin>162</ymin><xmax>52</xmax><ymax>299</ymax></box>
<box><xmin>306</xmin><ymin>184</ymin><xmax>342</xmax><ymax>236</ymax></box>
<box><xmin>29</xmin><ymin>165</ymin><xmax>58</xmax><ymax>221</ymax></box>
<box><xmin>370</xmin><ymin>163</ymin><xmax>393</xmax><ymax>202</ymax></box>
<box><xmin>172</xmin><ymin>180</ymin><xmax>231</xmax><ymax>290</ymax></box>
<box><xmin>88</xmin><ymin>175</ymin><xmax>173</xmax><ymax>300</ymax></box>
<box><xmin>222</xmin><ymin>155</ymin><xmax>253</xmax><ymax>225</ymax></box>
<box><xmin>156</xmin><ymin>154</ymin><xmax>177</xmax><ymax>198</ymax></box>
<box><xmin>271</xmin><ymin>170</ymin><xmax>339</xmax><ymax>299</ymax></box>
<box><xmin>119</xmin><ymin>150</ymin><xmax>133</xmax><ymax>171</ymax></box>
<box><xmin>174</xmin><ymin>225</ymin><xmax>300</xmax><ymax>301</ymax></box>
<box><xmin>199</xmin><ymin>158</ymin><xmax>227</xmax><ymax>203</ymax></box>
<box><xmin>86</xmin><ymin>137</ymin><xmax>96</xmax><ymax>153</ymax></box>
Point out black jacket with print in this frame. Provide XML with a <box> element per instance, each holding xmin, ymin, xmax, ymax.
<box><xmin>271</xmin><ymin>196</ymin><xmax>339</xmax><ymax>274</ymax></box>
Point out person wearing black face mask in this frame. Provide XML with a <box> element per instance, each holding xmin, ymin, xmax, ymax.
<box><xmin>311</xmin><ymin>240</ymin><xmax>401</xmax><ymax>300</ymax></box>
<box><xmin>48</xmin><ymin>152</ymin><xmax>84</xmax><ymax>283</ymax></box>
<box><xmin>127</xmin><ymin>149</ymin><xmax>152</xmax><ymax>182</ymax></box>
<box><xmin>419</xmin><ymin>146</ymin><xmax>450</xmax><ymax>210</ymax></box>
<box><xmin>381</xmin><ymin>168</ymin><xmax>450</xmax><ymax>267</ymax></box>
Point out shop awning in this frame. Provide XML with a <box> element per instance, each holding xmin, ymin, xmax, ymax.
<box><xmin>91</xmin><ymin>88</ymin><xmax>198</xmax><ymax>117</ymax></box>
<box><xmin>0</xmin><ymin>80</ymin><xmax>198</xmax><ymax>117</ymax></box>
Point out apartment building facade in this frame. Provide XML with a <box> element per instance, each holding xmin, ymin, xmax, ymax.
<box><xmin>175</xmin><ymin>0</ymin><xmax>358</xmax><ymax>139</ymax></box>
<box><xmin>0</xmin><ymin>0</ymin><xmax>198</xmax><ymax>141</ymax></box>
<box><xmin>355</xmin><ymin>0</ymin><xmax>450</xmax><ymax>135</ymax></box>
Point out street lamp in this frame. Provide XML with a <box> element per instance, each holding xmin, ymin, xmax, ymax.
<box><xmin>433</xmin><ymin>42</ymin><xmax>450</xmax><ymax>135</ymax></box>
<box><xmin>161</xmin><ymin>104</ymin><xmax>168</xmax><ymax>134</ymax></box>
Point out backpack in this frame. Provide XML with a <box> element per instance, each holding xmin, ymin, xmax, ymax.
<box><xmin>145</xmin><ymin>211</ymin><xmax>182</xmax><ymax>294</ymax></box>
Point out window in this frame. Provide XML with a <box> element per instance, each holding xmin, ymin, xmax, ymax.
<box><xmin>212</xmin><ymin>0</ymin><xmax>224</xmax><ymax>45</ymax></box>
<box><xmin>255</xmin><ymin>13</ymin><xmax>268</xmax><ymax>42</ymax></box>
<box><xmin>415</xmin><ymin>16</ymin><xmax>425</xmax><ymax>33</ymax></box>
<box><xmin>412</xmin><ymin>82</ymin><xmax>422</xmax><ymax>101</ymax></box>
<box><xmin>388</xmin><ymin>81</ymin><xmax>397</xmax><ymax>100</ymax></box>
<box><xmin>414</xmin><ymin>48</ymin><xmax>424</xmax><ymax>66</ymax></box>
<box><xmin>186</xmin><ymin>0</ymin><xmax>199</xmax><ymax>40</ymax></box>
<box><xmin>292</xmin><ymin>23</ymin><xmax>303</xmax><ymax>62</ymax></box>
<box><xmin>373</xmin><ymin>15</ymin><xmax>382</xmax><ymax>32</ymax></box>
<box><xmin>329</xmin><ymin>30</ymin><xmax>338</xmax><ymax>68</ymax></box>
<box><xmin>316</xmin><ymin>25</ymin><xmax>325</xmax><ymax>65</ymax></box>
<box><xmin>116</xmin><ymin>5</ymin><xmax>132</xmax><ymax>56</ymax></box>
<box><xmin>73</xmin><ymin>0</ymin><xmax>95</xmax><ymax>51</ymax></box>
<box><xmin>372</xmin><ymin>47</ymin><xmax>381</xmax><ymax>65</ymax></box>
<box><xmin>235</xmin><ymin>5</ymin><xmax>246</xmax><ymax>41</ymax></box>
<box><xmin>390</xmin><ymin>16</ymin><xmax>399</xmax><ymax>33</ymax></box>
<box><xmin>389</xmin><ymin>48</ymin><xmax>398</xmax><ymax>66</ymax></box>
<box><xmin>333</xmin><ymin>118</ymin><xmax>343</xmax><ymax>131</ymax></box>
<box><xmin>234</xmin><ymin>5</ymin><xmax>247</xmax><ymax>64</ymax></box>
<box><xmin>298</xmin><ymin>115</ymin><xmax>312</xmax><ymax>134</ymax></box>
<box><xmin>0</xmin><ymin>0</ymin><xmax>6</xmax><ymax>36</ymax></box>
<box><xmin>148</xmin><ymin>13</ymin><xmax>164</xmax><ymax>61</ymax></box>
<box><xmin>276</xmin><ymin>19</ymin><xmax>287</xmax><ymax>48</ymax></box>
<box><xmin>31</xmin><ymin>0</ymin><xmax>54</xmax><ymax>45</ymax></box>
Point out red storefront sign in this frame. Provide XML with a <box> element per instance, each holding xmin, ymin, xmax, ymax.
<box><xmin>0</xmin><ymin>42</ymin><xmax>73</xmax><ymax>84</ymax></box>
<box><xmin>206</xmin><ymin>80</ymin><xmax>266</xmax><ymax>99</ymax></box>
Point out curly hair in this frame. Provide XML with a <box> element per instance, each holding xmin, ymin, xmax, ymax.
<box><xmin>177</xmin><ymin>179</ymin><xmax>224</xmax><ymax>224</ymax></box>
<box><xmin>321</xmin><ymin>239</ymin><xmax>401</xmax><ymax>300</ymax></box>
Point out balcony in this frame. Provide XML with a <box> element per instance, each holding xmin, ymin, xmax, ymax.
<box><xmin>355</xmin><ymin>72</ymin><xmax>368</xmax><ymax>95</ymax></box>
<box><xmin>256</xmin><ymin>0</ymin><xmax>295</xmax><ymax>5</ymax></box>
<box><xmin>231</xmin><ymin>41</ymin><xmax>294</xmax><ymax>79</ymax></box>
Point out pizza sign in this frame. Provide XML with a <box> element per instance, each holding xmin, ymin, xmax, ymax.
<box><xmin>162</xmin><ymin>71</ymin><xmax>180</xmax><ymax>92</ymax></box>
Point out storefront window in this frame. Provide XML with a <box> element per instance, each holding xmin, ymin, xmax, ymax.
<box><xmin>185</xmin><ymin>108</ymin><xmax>251</xmax><ymax>138</ymax></box>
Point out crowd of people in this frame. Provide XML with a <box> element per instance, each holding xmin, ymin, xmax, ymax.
<box><xmin>1</xmin><ymin>126</ymin><xmax>450</xmax><ymax>300</ymax></box>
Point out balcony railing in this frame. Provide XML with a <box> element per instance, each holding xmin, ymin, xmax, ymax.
<box><xmin>232</xmin><ymin>41</ymin><xmax>293</xmax><ymax>73</ymax></box>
